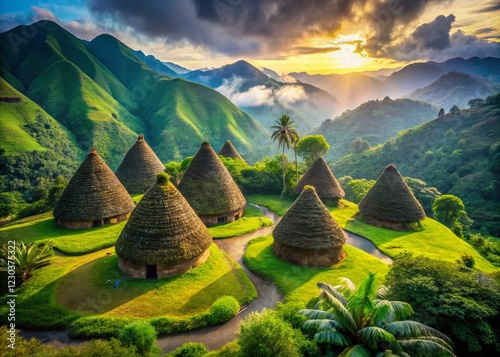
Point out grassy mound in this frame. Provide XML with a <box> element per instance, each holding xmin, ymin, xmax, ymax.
<box><xmin>0</xmin><ymin>244</ymin><xmax>256</xmax><ymax>336</ymax></box>
<box><xmin>209</xmin><ymin>204</ymin><xmax>272</xmax><ymax>239</ymax></box>
<box><xmin>243</xmin><ymin>235</ymin><xmax>388</xmax><ymax>303</ymax></box>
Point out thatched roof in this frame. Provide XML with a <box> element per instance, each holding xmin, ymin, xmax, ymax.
<box><xmin>358</xmin><ymin>164</ymin><xmax>426</xmax><ymax>222</ymax></box>
<box><xmin>294</xmin><ymin>157</ymin><xmax>345</xmax><ymax>199</ymax></box>
<box><xmin>115</xmin><ymin>173</ymin><xmax>212</xmax><ymax>265</ymax></box>
<box><xmin>53</xmin><ymin>147</ymin><xmax>135</xmax><ymax>221</ymax></box>
<box><xmin>273</xmin><ymin>186</ymin><xmax>346</xmax><ymax>249</ymax></box>
<box><xmin>115</xmin><ymin>134</ymin><xmax>165</xmax><ymax>194</ymax></box>
<box><xmin>178</xmin><ymin>142</ymin><xmax>246</xmax><ymax>215</ymax></box>
<box><xmin>218</xmin><ymin>140</ymin><xmax>245</xmax><ymax>162</ymax></box>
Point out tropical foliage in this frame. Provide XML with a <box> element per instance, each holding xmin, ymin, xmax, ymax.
<box><xmin>432</xmin><ymin>194</ymin><xmax>469</xmax><ymax>237</ymax></box>
<box><xmin>296</xmin><ymin>135</ymin><xmax>330</xmax><ymax>166</ymax></box>
<box><xmin>0</xmin><ymin>241</ymin><xmax>53</xmax><ymax>282</ymax></box>
<box><xmin>271</xmin><ymin>114</ymin><xmax>299</xmax><ymax>197</ymax></box>
<box><xmin>384</xmin><ymin>253</ymin><xmax>500</xmax><ymax>355</ymax></box>
<box><xmin>300</xmin><ymin>273</ymin><xmax>455</xmax><ymax>356</ymax></box>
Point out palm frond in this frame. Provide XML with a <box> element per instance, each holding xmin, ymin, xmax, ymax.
<box><xmin>303</xmin><ymin>318</ymin><xmax>338</xmax><ymax>331</ymax></box>
<box><xmin>318</xmin><ymin>281</ymin><xmax>347</xmax><ymax>306</ymax></box>
<box><xmin>314</xmin><ymin>331</ymin><xmax>351</xmax><ymax>347</ymax></box>
<box><xmin>300</xmin><ymin>309</ymin><xmax>337</xmax><ymax>321</ymax></box>
<box><xmin>338</xmin><ymin>344</ymin><xmax>371</xmax><ymax>357</ymax></box>
<box><xmin>320</xmin><ymin>291</ymin><xmax>357</xmax><ymax>334</ymax></box>
<box><xmin>357</xmin><ymin>326</ymin><xmax>397</xmax><ymax>350</ymax></box>
<box><xmin>372</xmin><ymin>300</ymin><xmax>414</xmax><ymax>325</ymax></box>
<box><xmin>384</xmin><ymin>321</ymin><xmax>453</xmax><ymax>345</ymax></box>
<box><xmin>348</xmin><ymin>272</ymin><xmax>377</xmax><ymax>328</ymax></box>
<box><xmin>398</xmin><ymin>339</ymin><xmax>456</xmax><ymax>356</ymax></box>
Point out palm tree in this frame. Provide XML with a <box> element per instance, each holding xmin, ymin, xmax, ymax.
<box><xmin>300</xmin><ymin>273</ymin><xmax>455</xmax><ymax>356</ymax></box>
<box><xmin>271</xmin><ymin>114</ymin><xmax>299</xmax><ymax>198</ymax></box>
<box><xmin>292</xmin><ymin>130</ymin><xmax>300</xmax><ymax>183</ymax></box>
<box><xmin>0</xmin><ymin>242</ymin><xmax>54</xmax><ymax>282</ymax></box>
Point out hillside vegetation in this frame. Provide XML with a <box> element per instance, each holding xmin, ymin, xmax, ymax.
<box><xmin>332</xmin><ymin>95</ymin><xmax>500</xmax><ymax>235</ymax></box>
<box><xmin>0</xmin><ymin>21</ymin><xmax>268</xmax><ymax>168</ymax></box>
<box><xmin>314</xmin><ymin>97</ymin><xmax>437</xmax><ymax>161</ymax></box>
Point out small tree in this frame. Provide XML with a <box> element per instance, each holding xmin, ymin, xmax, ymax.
<box><xmin>239</xmin><ymin>309</ymin><xmax>305</xmax><ymax>357</ymax></box>
<box><xmin>438</xmin><ymin>108</ymin><xmax>445</xmax><ymax>116</ymax></box>
<box><xmin>118</xmin><ymin>321</ymin><xmax>158</xmax><ymax>356</ymax></box>
<box><xmin>449</xmin><ymin>104</ymin><xmax>460</xmax><ymax>114</ymax></box>
<box><xmin>468</xmin><ymin>98</ymin><xmax>484</xmax><ymax>108</ymax></box>
<box><xmin>296</xmin><ymin>135</ymin><xmax>330</xmax><ymax>166</ymax></box>
<box><xmin>350</xmin><ymin>137</ymin><xmax>371</xmax><ymax>153</ymax></box>
<box><xmin>432</xmin><ymin>194</ymin><xmax>468</xmax><ymax>237</ymax></box>
<box><xmin>0</xmin><ymin>242</ymin><xmax>54</xmax><ymax>282</ymax></box>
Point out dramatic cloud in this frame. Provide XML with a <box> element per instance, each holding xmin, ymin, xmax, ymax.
<box><xmin>275</xmin><ymin>85</ymin><xmax>307</xmax><ymax>105</ymax></box>
<box><xmin>384</xmin><ymin>15</ymin><xmax>500</xmax><ymax>61</ymax></box>
<box><xmin>474</xmin><ymin>1</ymin><xmax>500</xmax><ymax>13</ymax></box>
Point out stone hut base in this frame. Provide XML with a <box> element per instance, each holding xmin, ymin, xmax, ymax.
<box><xmin>199</xmin><ymin>206</ymin><xmax>245</xmax><ymax>227</ymax></box>
<box><xmin>117</xmin><ymin>249</ymin><xmax>210</xmax><ymax>279</ymax></box>
<box><xmin>55</xmin><ymin>212</ymin><xmax>130</xmax><ymax>229</ymax></box>
<box><xmin>272</xmin><ymin>242</ymin><xmax>345</xmax><ymax>267</ymax></box>
<box><xmin>358</xmin><ymin>213</ymin><xmax>421</xmax><ymax>231</ymax></box>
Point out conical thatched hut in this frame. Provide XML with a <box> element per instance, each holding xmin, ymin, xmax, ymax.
<box><xmin>358</xmin><ymin>164</ymin><xmax>425</xmax><ymax>230</ymax></box>
<box><xmin>115</xmin><ymin>134</ymin><xmax>165</xmax><ymax>194</ymax></box>
<box><xmin>273</xmin><ymin>185</ymin><xmax>346</xmax><ymax>267</ymax></box>
<box><xmin>294</xmin><ymin>157</ymin><xmax>345</xmax><ymax>205</ymax></box>
<box><xmin>218</xmin><ymin>140</ymin><xmax>246</xmax><ymax>163</ymax></box>
<box><xmin>53</xmin><ymin>148</ymin><xmax>135</xmax><ymax>229</ymax></box>
<box><xmin>115</xmin><ymin>173</ymin><xmax>212</xmax><ymax>279</ymax></box>
<box><xmin>178</xmin><ymin>142</ymin><xmax>246</xmax><ymax>226</ymax></box>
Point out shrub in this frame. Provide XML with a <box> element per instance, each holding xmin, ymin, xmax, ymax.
<box><xmin>208</xmin><ymin>296</ymin><xmax>240</xmax><ymax>325</ymax></box>
<box><xmin>275</xmin><ymin>302</ymin><xmax>307</xmax><ymax>329</ymax></box>
<box><xmin>169</xmin><ymin>342</ymin><xmax>208</xmax><ymax>357</ymax></box>
<box><xmin>68</xmin><ymin>316</ymin><xmax>135</xmax><ymax>338</ymax></box>
<box><xmin>238</xmin><ymin>309</ymin><xmax>305</xmax><ymax>357</ymax></box>
<box><xmin>118</xmin><ymin>321</ymin><xmax>158</xmax><ymax>356</ymax></box>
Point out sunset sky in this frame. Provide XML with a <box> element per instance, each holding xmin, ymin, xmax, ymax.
<box><xmin>1</xmin><ymin>0</ymin><xmax>499</xmax><ymax>74</ymax></box>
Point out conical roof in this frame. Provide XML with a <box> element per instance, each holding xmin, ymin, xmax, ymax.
<box><xmin>273</xmin><ymin>186</ymin><xmax>346</xmax><ymax>249</ymax></box>
<box><xmin>358</xmin><ymin>164</ymin><xmax>426</xmax><ymax>222</ymax></box>
<box><xmin>115</xmin><ymin>134</ymin><xmax>165</xmax><ymax>194</ymax></box>
<box><xmin>294</xmin><ymin>157</ymin><xmax>345</xmax><ymax>199</ymax></box>
<box><xmin>53</xmin><ymin>148</ymin><xmax>135</xmax><ymax>221</ymax></box>
<box><xmin>218</xmin><ymin>140</ymin><xmax>245</xmax><ymax>162</ymax></box>
<box><xmin>115</xmin><ymin>173</ymin><xmax>212</xmax><ymax>265</ymax></box>
<box><xmin>178</xmin><ymin>142</ymin><xmax>246</xmax><ymax>215</ymax></box>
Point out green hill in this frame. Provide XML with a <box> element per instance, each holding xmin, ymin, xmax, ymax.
<box><xmin>332</xmin><ymin>95</ymin><xmax>500</xmax><ymax>235</ymax></box>
<box><xmin>0</xmin><ymin>77</ymin><xmax>82</xmax><ymax>192</ymax></box>
<box><xmin>314</xmin><ymin>97</ymin><xmax>437</xmax><ymax>161</ymax></box>
<box><xmin>142</xmin><ymin>78</ymin><xmax>269</xmax><ymax>161</ymax></box>
<box><xmin>27</xmin><ymin>59</ymin><xmax>140</xmax><ymax>168</ymax></box>
<box><xmin>0</xmin><ymin>20</ymin><xmax>269</xmax><ymax>167</ymax></box>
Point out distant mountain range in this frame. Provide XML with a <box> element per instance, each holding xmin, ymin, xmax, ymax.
<box><xmin>286</xmin><ymin>57</ymin><xmax>500</xmax><ymax>112</ymax></box>
<box><xmin>182</xmin><ymin>60</ymin><xmax>339</xmax><ymax>131</ymax></box>
<box><xmin>406</xmin><ymin>71</ymin><xmax>500</xmax><ymax>111</ymax></box>
<box><xmin>332</xmin><ymin>96</ymin><xmax>500</xmax><ymax>236</ymax></box>
<box><xmin>0</xmin><ymin>20</ymin><xmax>269</xmax><ymax>169</ymax></box>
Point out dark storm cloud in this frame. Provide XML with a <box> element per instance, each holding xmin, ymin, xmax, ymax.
<box><xmin>410</xmin><ymin>14</ymin><xmax>455</xmax><ymax>50</ymax></box>
<box><xmin>88</xmin><ymin>0</ymin><xmax>359</xmax><ymax>56</ymax></box>
<box><xmin>474</xmin><ymin>1</ymin><xmax>500</xmax><ymax>13</ymax></box>
<box><xmin>474</xmin><ymin>27</ymin><xmax>496</xmax><ymax>35</ymax></box>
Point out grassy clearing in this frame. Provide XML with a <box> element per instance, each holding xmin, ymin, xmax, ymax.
<box><xmin>243</xmin><ymin>235</ymin><xmax>388</xmax><ymax>304</ymax></box>
<box><xmin>330</xmin><ymin>201</ymin><xmax>497</xmax><ymax>273</ymax></box>
<box><xmin>0</xmin><ymin>216</ymin><xmax>126</xmax><ymax>255</ymax></box>
<box><xmin>209</xmin><ymin>204</ymin><xmax>272</xmax><ymax>239</ymax></box>
<box><xmin>245</xmin><ymin>196</ymin><xmax>497</xmax><ymax>273</ymax></box>
<box><xmin>0</xmin><ymin>244</ymin><xmax>256</xmax><ymax>330</ymax></box>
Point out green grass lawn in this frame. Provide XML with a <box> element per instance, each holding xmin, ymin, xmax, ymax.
<box><xmin>243</xmin><ymin>235</ymin><xmax>389</xmax><ymax>304</ymax></box>
<box><xmin>0</xmin><ymin>244</ymin><xmax>256</xmax><ymax>329</ymax></box>
<box><xmin>246</xmin><ymin>196</ymin><xmax>497</xmax><ymax>273</ymax></box>
<box><xmin>0</xmin><ymin>204</ymin><xmax>271</xmax><ymax>254</ymax></box>
<box><xmin>209</xmin><ymin>204</ymin><xmax>272</xmax><ymax>239</ymax></box>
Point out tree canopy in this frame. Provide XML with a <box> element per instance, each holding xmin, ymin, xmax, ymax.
<box><xmin>296</xmin><ymin>135</ymin><xmax>330</xmax><ymax>166</ymax></box>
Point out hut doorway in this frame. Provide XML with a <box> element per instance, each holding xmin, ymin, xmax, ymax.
<box><xmin>218</xmin><ymin>217</ymin><xmax>226</xmax><ymax>224</ymax></box>
<box><xmin>146</xmin><ymin>265</ymin><xmax>157</xmax><ymax>279</ymax></box>
<box><xmin>93</xmin><ymin>220</ymin><xmax>103</xmax><ymax>228</ymax></box>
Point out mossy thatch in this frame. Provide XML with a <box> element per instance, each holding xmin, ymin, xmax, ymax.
<box><xmin>273</xmin><ymin>186</ymin><xmax>346</xmax><ymax>266</ymax></box>
<box><xmin>115</xmin><ymin>134</ymin><xmax>165</xmax><ymax>194</ymax></box>
<box><xmin>294</xmin><ymin>157</ymin><xmax>345</xmax><ymax>200</ymax></box>
<box><xmin>53</xmin><ymin>147</ymin><xmax>135</xmax><ymax>221</ymax></box>
<box><xmin>218</xmin><ymin>140</ymin><xmax>245</xmax><ymax>163</ymax></box>
<box><xmin>178</xmin><ymin>142</ymin><xmax>246</xmax><ymax>216</ymax></box>
<box><xmin>358</xmin><ymin>164</ymin><xmax>425</xmax><ymax>223</ymax></box>
<box><xmin>115</xmin><ymin>173</ymin><xmax>212</xmax><ymax>266</ymax></box>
